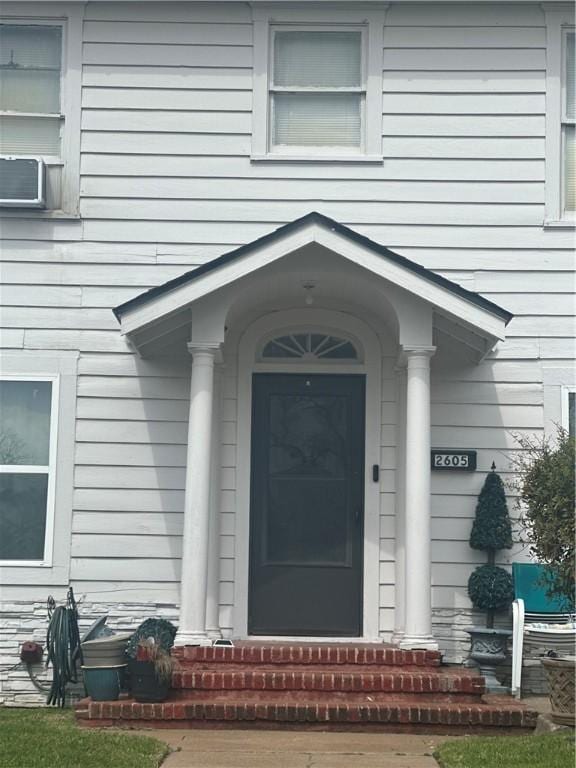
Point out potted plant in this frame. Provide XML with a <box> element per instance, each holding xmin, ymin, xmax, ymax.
<box><xmin>125</xmin><ymin>618</ymin><xmax>177</xmax><ymax>703</ymax></box>
<box><xmin>515</xmin><ymin>429</ymin><xmax>575</xmax><ymax>725</ymax></box>
<box><xmin>466</xmin><ymin>463</ymin><xmax>514</xmax><ymax>692</ymax></box>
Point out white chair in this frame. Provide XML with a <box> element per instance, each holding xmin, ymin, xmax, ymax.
<box><xmin>511</xmin><ymin>563</ymin><xmax>575</xmax><ymax>698</ymax></box>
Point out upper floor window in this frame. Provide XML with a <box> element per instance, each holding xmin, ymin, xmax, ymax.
<box><xmin>271</xmin><ymin>29</ymin><xmax>363</xmax><ymax>153</ymax></box>
<box><xmin>0</xmin><ymin>7</ymin><xmax>82</xmax><ymax>214</ymax></box>
<box><xmin>0</xmin><ymin>24</ymin><xmax>63</xmax><ymax>157</ymax></box>
<box><xmin>563</xmin><ymin>31</ymin><xmax>574</xmax><ymax>214</ymax></box>
<box><xmin>252</xmin><ymin>7</ymin><xmax>386</xmax><ymax>162</ymax></box>
<box><xmin>544</xmin><ymin>6</ymin><xmax>575</xmax><ymax>225</ymax></box>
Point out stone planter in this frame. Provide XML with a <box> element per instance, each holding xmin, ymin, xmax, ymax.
<box><xmin>467</xmin><ymin>627</ymin><xmax>512</xmax><ymax>693</ymax></box>
<box><xmin>541</xmin><ymin>655</ymin><xmax>575</xmax><ymax>726</ymax></box>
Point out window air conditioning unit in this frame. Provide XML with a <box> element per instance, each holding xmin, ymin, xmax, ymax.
<box><xmin>0</xmin><ymin>156</ymin><xmax>45</xmax><ymax>208</ymax></box>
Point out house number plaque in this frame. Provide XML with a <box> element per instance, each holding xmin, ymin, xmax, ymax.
<box><xmin>431</xmin><ymin>450</ymin><xmax>477</xmax><ymax>471</ymax></box>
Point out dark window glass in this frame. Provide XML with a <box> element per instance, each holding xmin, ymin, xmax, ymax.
<box><xmin>0</xmin><ymin>473</ymin><xmax>48</xmax><ymax>560</ymax></box>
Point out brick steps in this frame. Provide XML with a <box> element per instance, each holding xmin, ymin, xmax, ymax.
<box><xmin>76</xmin><ymin>694</ymin><xmax>539</xmax><ymax>732</ymax></box>
<box><xmin>173</xmin><ymin>643</ymin><xmax>441</xmax><ymax>667</ymax></box>
<box><xmin>170</xmin><ymin>690</ymin><xmax>485</xmax><ymax>704</ymax></box>
<box><xmin>75</xmin><ymin>642</ymin><xmax>537</xmax><ymax>733</ymax></box>
<box><xmin>172</xmin><ymin>666</ymin><xmax>485</xmax><ymax>695</ymax></box>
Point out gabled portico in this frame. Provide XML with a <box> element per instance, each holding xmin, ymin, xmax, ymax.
<box><xmin>114</xmin><ymin>213</ymin><xmax>512</xmax><ymax>651</ymax></box>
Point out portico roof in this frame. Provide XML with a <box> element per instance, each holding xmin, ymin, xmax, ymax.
<box><xmin>114</xmin><ymin>212</ymin><xmax>512</xmax><ymax>346</ymax></box>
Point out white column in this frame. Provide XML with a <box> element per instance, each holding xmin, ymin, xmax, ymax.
<box><xmin>391</xmin><ymin>365</ymin><xmax>407</xmax><ymax>644</ymax></box>
<box><xmin>175</xmin><ymin>343</ymin><xmax>219</xmax><ymax>646</ymax></box>
<box><xmin>400</xmin><ymin>346</ymin><xmax>438</xmax><ymax>651</ymax></box>
<box><xmin>205</xmin><ymin>364</ymin><xmax>223</xmax><ymax>640</ymax></box>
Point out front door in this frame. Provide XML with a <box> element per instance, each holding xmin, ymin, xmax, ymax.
<box><xmin>249</xmin><ymin>373</ymin><xmax>365</xmax><ymax>636</ymax></box>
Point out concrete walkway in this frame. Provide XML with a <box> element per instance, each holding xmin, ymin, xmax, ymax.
<box><xmin>150</xmin><ymin>729</ymin><xmax>460</xmax><ymax>767</ymax></box>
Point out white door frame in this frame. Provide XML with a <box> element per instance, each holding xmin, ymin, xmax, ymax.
<box><xmin>233</xmin><ymin>308</ymin><xmax>383</xmax><ymax>640</ymax></box>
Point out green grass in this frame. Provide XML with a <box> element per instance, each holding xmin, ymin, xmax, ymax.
<box><xmin>435</xmin><ymin>733</ymin><xmax>575</xmax><ymax>768</ymax></box>
<box><xmin>0</xmin><ymin>707</ymin><xmax>169</xmax><ymax>768</ymax></box>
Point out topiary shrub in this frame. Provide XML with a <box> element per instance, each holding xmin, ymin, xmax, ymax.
<box><xmin>467</xmin><ymin>465</ymin><xmax>514</xmax><ymax>628</ymax></box>
<box><xmin>514</xmin><ymin>429</ymin><xmax>575</xmax><ymax>612</ymax></box>
<box><xmin>468</xmin><ymin>565</ymin><xmax>514</xmax><ymax>612</ymax></box>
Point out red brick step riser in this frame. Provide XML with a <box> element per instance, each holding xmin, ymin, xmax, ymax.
<box><xmin>173</xmin><ymin>646</ymin><xmax>441</xmax><ymax>667</ymax></box>
<box><xmin>171</xmin><ymin>670</ymin><xmax>485</xmax><ymax>695</ymax></box>
<box><xmin>76</xmin><ymin>698</ymin><xmax>538</xmax><ymax>730</ymax></box>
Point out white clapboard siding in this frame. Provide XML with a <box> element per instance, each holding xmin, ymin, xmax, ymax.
<box><xmin>78</xmin><ymin>376</ymin><xmax>189</xmax><ymax>399</ymax></box>
<box><xmin>82</xmin><ymin>110</ymin><xmax>252</xmax><ymax>134</ymax></box>
<box><xmin>74</xmin><ymin>466</ymin><xmax>186</xmax><ymax>490</ymax></box>
<box><xmin>382</xmin><ymin>115</ymin><xmax>544</xmax><ymax>137</ymax></box>
<box><xmin>23</xmin><ymin>330</ymin><xmax>129</xmax><ymax>353</ymax></box>
<box><xmin>72</xmin><ymin>582</ymin><xmax>181</xmax><ymax>603</ymax></box>
<box><xmin>430</xmin><ymin>426</ymin><xmax>542</xmax><ymax>450</ymax></box>
<box><xmin>72</xmin><ymin>534</ymin><xmax>183</xmax><ymax>559</ymax></box>
<box><xmin>85</xmin><ymin>3</ymin><xmax>251</xmax><ymax>23</ymax></box>
<box><xmin>81</xmin><ymin>155</ymin><xmax>544</xmax><ymax>182</ymax></box>
<box><xmin>70</xmin><ymin>558</ymin><xmax>180</xmax><ymax>582</ymax></box>
<box><xmin>73</xmin><ymin>511</ymin><xmax>184</xmax><ymax>536</ymax></box>
<box><xmin>508</xmin><ymin>317</ymin><xmax>575</xmax><ymax>337</ymax></box>
<box><xmin>74</xmin><ymin>488</ymin><xmax>185</xmax><ymax>512</ymax></box>
<box><xmin>0</xmin><ymin>308</ymin><xmax>117</xmax><ymax>330</ymax></box>
<box><xmin>83</xmin><ymin>21</ymin><xmax>252</xmax><ymax>46</ymax></box>
<box><xmin>382</xmin><ymin>93</ymin><xmax>544</xmax><ymax>114</ymax></box>
<box><xmin>430</xmin><ymin>382</ymin><xmax>542</xmax><ymax>405</ymax></box>
<box><xmin>82</xmin><ymin>88</ymin><xmax>252</xmax><ymax>111</ymax></box>
<box><xmin>78</xmin><ymin>220</ymin><xmax>576</xmax><ymax>249</ymax></box>
<box><xmin>80</xmin><ymin>199</ymin><xmax>542</xmax><ymax>226</ymax></box>
<box><xmin>386</xmin><ymin>5</ymin><xmax>544</xmax><ymax>27</ymax></box>
<box><xmin>1</xmin><ymin>263</ymin><xmax>186</xmax><ymax>287</ymax></box>
<box><xmin>383</xmin><ymin>27</ymin><xmax>545</xmax><ymax>48</ymax></box>
<box><xmin>77</xmin><ymin>398</ymin><xmax>188</xmax><ymax>421</ymax></box>
<box><xmin>0</xmin><ymin>286</ymin><xmax>82</xmax><ymax>306</ymax></box>
<box><xmin>80</xmin><ymin>177</ymin><xmax>544</xmax><ymax>204</ymax></box>
<box><xmin>82</xmin><ymin>131</ymin><xmax>250</xmax><ymax>156</ymax></box>
<box><xmin>76</xmin><ymin>420</ymin><xmax>188</xmax><ymax>444</ymax></box>
<box><xmin>383</xmin><ymin>49</ymin><xmax>544</xmax><ymax>71</ymax></box>
<box><xmin>77</xmin><ymin>354</ymin><xmax>189</xmax><ymax>377</ymax></box>
<box><xmin>382</xmin><ymin>70</ymin><xmax>545</xmax><ymax>93</ymax></box>
<box><xmin>82</xmin><ymin>66</ymin><xmax>253</xmax><ymax>90</ymax></box>
<box><xmin>431</xmin><ymin>403</ymin><xmax>542</xmax><ymax>428</ymax></box>
<box><xmin>83</xmin><ymin>44</ymin><xmax>252</xmax><ymax>68</ymax></box>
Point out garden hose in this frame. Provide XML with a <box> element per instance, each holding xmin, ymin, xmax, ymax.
<box><xmin>45</xmin><ymin>587</ymin><xmax>83</xmax><ymax>707</ymax></box>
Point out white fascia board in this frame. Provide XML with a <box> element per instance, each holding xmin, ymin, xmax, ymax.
<box><xmin>119</xmin><ymin>221</ymin><xmax>507</xmax><ymax>343</ymax></box>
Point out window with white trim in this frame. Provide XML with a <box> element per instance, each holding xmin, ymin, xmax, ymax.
<box><xmin>563</xmin><ymin>30</ymin><xmax>575</xmax><ymax>214</ymax></box>
<box><xmin>563</xmin><ymin>387</ymin><xmax>576</xmax><ymax>438</ymax></box>
<box><xmin>0</xmin><ymin>5</ymin><xmax>82</xmax><ymax>213</ymax></box>
<box><xmin>0</xmin><ymin>377</ymin><xmax>58</xmax><ymax>563</ymax></box>
<box><xmin>252</xmin><ymin>7</ymin><xmax>386</xmax><ymax>161</ymax></box>
<box><xmin>544</xmin><ymin>6</ymin><xmax>575</xmax><ymax>224</ymax></box>
<box><xmin>0</xmin><ymin>24</ymin><xmax>63</xmax><ymax>156</ymax></box>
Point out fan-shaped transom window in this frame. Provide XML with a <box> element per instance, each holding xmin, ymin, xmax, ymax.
<box><xmin>262</xmin><ymin>333</ymin><xmax>358</xmax><ymax>361</ymax></box>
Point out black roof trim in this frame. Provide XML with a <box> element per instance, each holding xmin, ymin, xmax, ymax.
<box><xmin>113</xmin><ymin>212</ymin><xmax>513</xmax><ymax>325</ymax></box>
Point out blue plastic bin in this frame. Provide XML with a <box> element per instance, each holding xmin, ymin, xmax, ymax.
<box><xmin>82</xmin><ymin>664</ymin><xmax>126</xmax><ymax>701</ymax></box>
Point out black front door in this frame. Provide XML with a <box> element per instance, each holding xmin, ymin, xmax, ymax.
<box><xmin>248</xmin><ymin>373</ymin><xmax>365</xmax><ymax>636</ymax></box>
